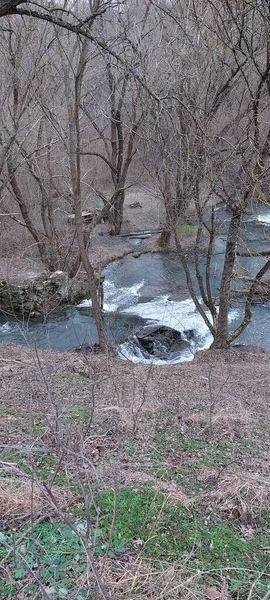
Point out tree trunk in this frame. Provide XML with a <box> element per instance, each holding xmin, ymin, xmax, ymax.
<box><xmin>157</xmin><ymin>221</ymin><xmax>171</xmax><ymax>248</ymax></box>
<box><xmin>211</xmin><ymin>212</ymin><xmax>242</xmax><ymax>349</ymax></box>
<box><xmin>67</xmin><ymin>38</ymin><xmax>108</xmax><ymax>351</ymax></box>
<box><xmin>110</xmin><ymin>189</ymin><xmax>125</xmax><ymax>235</ymax></box>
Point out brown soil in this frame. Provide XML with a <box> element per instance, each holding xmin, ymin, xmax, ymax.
<box><xmin>1</xmin><ymin>342</ymin><xmax>269</xmax><ymax>472</ymax></box>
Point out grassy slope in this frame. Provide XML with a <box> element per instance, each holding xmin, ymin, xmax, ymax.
<box><xmin>0</xmin><ymin>345</ymin><xmax>270</xmax><ymax>599</ymax></box>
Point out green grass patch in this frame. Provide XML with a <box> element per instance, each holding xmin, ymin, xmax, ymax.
<box><xmin>1</xmin><ymin>451</ymin><xmax>71</xmax><ymax>488</ymax></box>
<box><xmin>0</xmin><ymin>407</ymin><xmax>17</xmax><ymax>416</ymax></box>
<box><xmin>1</xmin><ymin>488</ymin><xmax>269</xmax><ymax>598</ymax></box>
<box><xmin>94</xmin><ymin>488</ymin><xmax>270</xmax><ymax>596</ymax></box>
<box><xmin>153</xmin><ymin>414</ymin><xmax>250</xmax><ymax>465</ymax></box>
<box><xmin>177</xmin><ymin>224</ymin><xmax>208</xmax><ymax>236</ymax></box>
<box><xmin>0</xmin><ymin>521</ymin><xmax>88</xmax><ymax>599</ymax></box>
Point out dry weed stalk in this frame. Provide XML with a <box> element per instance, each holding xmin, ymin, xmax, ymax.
<box><xmin>205</xmin><ymin>363</ymin><xmax>231</xmax><ymax>435</ymax></box>
<box><xmin>101</xmin><ymin>557</ymin><xmax>210</xmax><ymax>599</ymax></box>
<box><xmin>131</xmin><ymin>364</ymin><xmax>154</xmax><ymax>435</ymax></box>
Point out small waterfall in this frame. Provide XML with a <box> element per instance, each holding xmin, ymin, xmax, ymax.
<box><xmin>77</xmin><ymin>280</ymin><xmax>145</xmax><ymax>312</ymax></box>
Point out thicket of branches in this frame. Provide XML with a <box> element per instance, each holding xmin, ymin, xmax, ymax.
<box><xmin>1</xmin><ymin>0</ymin><xmax>270</xmax><ymax>348</ymax></box>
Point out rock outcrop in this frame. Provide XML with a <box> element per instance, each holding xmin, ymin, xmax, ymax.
<box><xmin>0</xmin><ymin>271</ymin><xmax>69</xmax><ymax>316</ymax></box>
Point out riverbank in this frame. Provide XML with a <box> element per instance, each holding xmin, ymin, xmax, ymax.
<box><xmin>0</xmin><ymin>185</ymin><xmax>197</xmax><ymax>289</ymax></box>
<box><xmin>0</xmin><ymin>186</ymin><xmax>198</xmax><ymax>318</ymax></box>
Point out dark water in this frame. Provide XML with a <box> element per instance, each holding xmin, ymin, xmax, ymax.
<box><xmin>0</xmin><ymin>308</ymin><xmax>146</xmax><ymax>352</ymax></box>
<box><xmin>0</xmin><ymin>205</ymin><xmax>270</xmax><ymax>361</ymax></box>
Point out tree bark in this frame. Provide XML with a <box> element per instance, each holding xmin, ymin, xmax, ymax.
<box><xmin>212</xmin><ymin>212</ymin><xmax>242</xmax><ymax>349</ymax></box>
<box><xmin>109</xmin><ymin>189</ymin><xmax>125</xmax><ymax>236</ymax></box>
<box><xmin>157</xmin><ymin>172</ymin><xmax>173</xmax><ymax>248</ymax></box>
<box><xmin>0</xmin><ymin>0</ymin><xmax>23</xmax><ymax>16</ymax></box>
<box><xmin>157</xmin><ymin>223</ymin><xmax>171</xmax><ymax>248</ymax></box>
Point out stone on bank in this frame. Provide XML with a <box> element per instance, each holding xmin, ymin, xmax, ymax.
<box><xmin>0</xmin><ymin>271</ymin><xmax>71</xmax><ymax>317</ymax></box>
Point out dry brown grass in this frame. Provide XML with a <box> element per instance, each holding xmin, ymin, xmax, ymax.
<box><xmin>0</xmin><ymin>463</ymin><xmax>65</xmax><ymax>526</ymax></box>
<box><xmin>208</xmin><ymin>470</ymin><xmax>270</xmax><ymax>515</ymax></box>
<box><xmin>0</xmin><ymin>345</ymin><xmax>270</xmax><ymax>599</ymax></box>
<box><xmin>99</xmin><ymin>557</ymin><xmax>203</xmax><ymax>599</ymax></box>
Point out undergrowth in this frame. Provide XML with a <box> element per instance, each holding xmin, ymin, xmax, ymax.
<box><xmin>1</xmin><ymin>486</ymin><xmax>270</xmax><ymax>599</ymax></box>
<box><xmin>1</xmin><ymin>356</ymin><xmax>270</xmax><ymax>600</ymax></box>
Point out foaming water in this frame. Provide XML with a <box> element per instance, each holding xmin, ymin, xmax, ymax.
<box><xmin>103</xmin><ymin>280</ymin><xmax>145</xmax><ymax>311</ymax></box>
<box><xmin>0</xmin><ymin>322</ymin><xmax>16</xmax><ymax>334</ymax></box>
<box><xmin>119</xmin><ymin>296</ymin><xmax>211</xmax><ymax>364</ymax></box>
<box><xmin>78</xmin><ymin>280</ymin><xmax>145</xmax><ymax>312</ymax></box>
<box><xmin>122</xmin><ymin>296</ymin><xmax>213</xmax><ymax>349</ymax></box>
<box><xmin>257</xmin><ymin>213</ymin><xmax>270</xmax><ymax>225</ymax></box>
<box><xmin>1</xmin><ymin>232</ymin><xmax>269</xmax><ymax>362</ymax></box>
<box><xmin>118</xmin><ymin>340</ymin><xmax>195</xmax><ymax>365</ymax></box>
<box><xmin>119</xmin><ymin>296</ymin><xmax>240</xmax><ymax>364</ymax></box>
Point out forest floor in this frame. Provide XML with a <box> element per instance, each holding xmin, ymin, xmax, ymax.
<box><xmin>0</xmin><ymin>187</ymin><xmax>270</xmax><ymax>599</ymax></box>
<box><xmin>0</xmin><ymin>185</ymin><xmax>197</xmax><ymax>285</ymax></box>
<box><xmin>0</xmin><ymin>342</ymin><xmax>270</xmax><ymax>599</ymax></box>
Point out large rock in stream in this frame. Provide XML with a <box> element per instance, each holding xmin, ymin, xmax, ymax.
<box><xmin>133</xmin><ymin>325</ymin><xmax>193</xmax><ymax>360</ymax></box>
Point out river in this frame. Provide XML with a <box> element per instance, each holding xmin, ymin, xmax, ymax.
<box><xmin>0</xmin><ymin>204</ymin><xmax>270</xmax><ymax>364</ymax></box>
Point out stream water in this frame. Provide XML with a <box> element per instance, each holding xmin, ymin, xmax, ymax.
<box><xmin>1</xmin><ymin>204</ymin><xmax>270</xmax><ymax>364</ymax></box>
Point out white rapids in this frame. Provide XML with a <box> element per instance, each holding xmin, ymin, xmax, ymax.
<box><xmin>78</xmin><ymin>279</ymin><xmax>241</xmax><ymax>365</ymax></box>
<box><xmin>77</xmin><ymin>280</ymin><xmax>145</xmax><ymax>312</ymax></box>
<box><xmin>0</xmin><ymin>322</ymin><xmax>16</xmax><ymax>334</ymax></box>
<box><xmin>119</xmin><ymin>296</ymin><xmax>240</xmax><ymax>365</ymax></box>
<box><xmin>118</xmin><ymin>340</ymin><xmax>195</xmax><ymax>365</ymax></box>
<box><xmin>257</xmin><ymin>213</ymin><xmax>270</xmax><ymax>225</ymax></box>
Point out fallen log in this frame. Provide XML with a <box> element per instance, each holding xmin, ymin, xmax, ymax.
<box><xmin>117</xmin><ymin>228</ymin><xmax>163</xmax><ymax>238</ymax></box>
<box><xmin>233</xmin><ymin>277</ymin><xmax>270</xmax><ymax>302</ymax></box>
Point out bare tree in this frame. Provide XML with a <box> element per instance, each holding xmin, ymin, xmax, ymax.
<box><xmin>81</xmin><ymin>59</ymin><xmax>143</xmax><ymax>234</ymax></box>
<box><xmin>0</xmin><ymin>20</ymin><xmax>63</xmax><ymax>268</ymax></box>
<box><xmin>2</xmin><ymin>0</ymin><xmax>270</xmax><ymax>352</ymax></box>
<box><xmin>79</xmin><ymin>3</ymin><xmax>153</xmax><ymax>235</ymax></box>
<box><xmin>150</xmin><ymin>0</ymin><xmax>270</xmax><ymax>348</ymax></box>
<box><xmin>0</xmin><ymin>20</ymin><xmax>81</xmax><ymax>276</ymax></box>
<box><xmin>0</xmin><ymin>7</ymin><xmax>111</xmax><ymax>348</ymax></box>
<box><xmin>59</xmin><ymin>33</ymin><xmax>108</xmax><ymax>349</ymax></box>
<box><xmin>0</xmin><ymin>1</ymin><xmax>146</xmax><ymax>347</ymax></box>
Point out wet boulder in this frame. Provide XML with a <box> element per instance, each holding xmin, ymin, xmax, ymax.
<box><xmin>135</xmin><ymin>325</ymin><xmax>191</xmax><ymax>359</ymax></box>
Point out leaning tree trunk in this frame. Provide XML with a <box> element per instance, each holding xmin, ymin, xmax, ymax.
<box><xmin>211</xmin><ymin>211</ymin><xmax>242</xmax><ymax>349</ymax></box>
